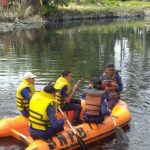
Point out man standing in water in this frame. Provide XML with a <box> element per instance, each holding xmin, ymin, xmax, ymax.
<box><xmin>100</xmin><ymin>64</ymin><xmax>123</xmax><ymax>109</ymax></box>
<box><xmin>54</xmin><ymin>70</ymin><xmax>82</xmax><ymax>126</ymax></box>
<box><xmin>16</xmin><ymin>72</ymin><xmax>36</xmax><ymax>117</ymax></box>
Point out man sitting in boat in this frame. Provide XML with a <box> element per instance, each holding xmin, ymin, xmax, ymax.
<box><xmin>54</xmin><ymin>70</ymin><xmax>82</xmax><ymax>126</ymax></box>
<box><xmin>100</xmin><ymin>64</ymin><xmax>123</xmax><ymax>109</ymax></box>
<box><xmin>29</xmin><ymin>83</ymin><xmax>66</xmax><ymax>140</ymax></box>
<box><xmin>83</xmin><ymin>77</ymin><xmax>109</xmax><ymax>123</ymax></box>
<box><xmin>16</xmin><ymin>72</ymin><xmax>36</xmax><ymax>118</ymax></box>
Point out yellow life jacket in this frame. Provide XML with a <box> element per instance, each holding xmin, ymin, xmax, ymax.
<box><xmin>29</xmin><ymin>91</ymin><xmax>57</xmax><ymax>131</ymax></box>
<box><xmin>16</xmin><ymin>79</ymin><xmax>35</xmax><ymax>111</ymax></box>
<box><xmin>84</xmin><ymin>89</ymin><xmax>104</xmax><ymax>115</ymax></box>
<box><xmin>54</xmin><ymin>76</ymin><xmax>71</xmax><ymax>106</ymax></box>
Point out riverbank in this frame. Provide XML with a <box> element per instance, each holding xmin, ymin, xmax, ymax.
<box><xmin>47</xmin><ymin>2</ymin><xmax>150</xmax><ymax>21</ymax></box>
<box><xmin>0</xmin><ymin>1</ymin><xmax>150</xmax><ymax>33</ymax></box>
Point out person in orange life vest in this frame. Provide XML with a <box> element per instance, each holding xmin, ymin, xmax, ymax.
<box><xmin>83</xmin><ymin>77</ymin><xmax>109</xmax><ymax>123</ymax></box>
<box><xmin>16</xmin><ymin>72</ymin><xmax>36</xmax><ymax>118</ymax></box>
<box><xmin>29</xmin><ymin>83</ymin><xmax>66</xmax><ymax>140</ymax></box>
<box><xmin>54</xmin><ymin>70</ymin><xmax>82</xmax><ymax>126</ymax></box>
<box><xmin>100</xmin><ymin>64</ymin><xmax>123</xmax><ymax>109</ymax></box>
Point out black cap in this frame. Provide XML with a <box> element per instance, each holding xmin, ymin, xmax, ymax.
<box><xmin>44</xmin><ymin>82</ymin><xmax>57</xmax><ymax>94</ymax></box>
<box><xmin>106</xmin><ymin>63</ymin><xmax>115</xmax><ymax>68</ymax></box>
<box><xmin>90</xmin><ymin>76</ymin><xmax>101</xmax><ymax>85</ymax></box>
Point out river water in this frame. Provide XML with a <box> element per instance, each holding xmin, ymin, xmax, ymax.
<box><xmin>0</xmin><ymin>18</ymin><xmax>150</xmax><ymax>150</ymax></box>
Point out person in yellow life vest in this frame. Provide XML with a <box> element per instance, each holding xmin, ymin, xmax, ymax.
<box><xmin>16</xmin><ymin>72</ymin><xmax>36</xmax><ymax>118</ymax></box>
<box><xmin>83</xmin><ymin>77</ymin><xmax>109</xmax><ymax>123</ymax></box>
<box><xmin>29</xmin><ymin>83</ymin><xmax>66</xmax><ymax>140</ymax></box>
<box><xmin>100</xmin><ymin>64</ymin><xmax>123</xmax><ymax>109</ymax></box>
<box><xmin>54</xmin><ymin>70</ymin><xmax>82</xmax><ymax>126</ymax></box>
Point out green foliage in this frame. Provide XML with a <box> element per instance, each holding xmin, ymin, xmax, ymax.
<box><xmin>100</xmin><ymin>0</ymin><xmax>118</xmax><ymax>5</ymax></box>
<box><xmin>85</xmin><ymin>0</ymin><xmax>98</xmax><ymax>4</ymax></box>
<box><xmin>41</xmin><ymin>0</ymin><xmax>70</xmax><ymax>15</ymax></box>
<box><xmin>70</xmin><ymin>0</ymin><xmax>119</xmax><ymax>5</ymax></box>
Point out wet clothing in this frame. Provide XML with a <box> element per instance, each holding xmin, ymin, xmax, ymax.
<box><xmin>16</xmin><ymin>79</ymin><xmax>35</xmax><ymax>117</ymax></box>
<box><xmin>29</xmin><ymin>91</ymin><xmax>64</xmax><ymax>140</ymax></box>
<box><xmin>100</xmin><ymin>71</ymin><xmax>123</xmax><ymax>109</ymax></box>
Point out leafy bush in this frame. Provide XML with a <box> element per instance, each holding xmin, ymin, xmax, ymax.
<box><xmin>41</xmin><ymin>0</ymin><xmax>70</xmax><ymax>15</ymax></box>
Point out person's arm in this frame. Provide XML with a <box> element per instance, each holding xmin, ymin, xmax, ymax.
<box><xmin>100</xmin><ymin>75</ymin><xmax>106</xmax><ymax>90</ymax></box>
<box><xmin>116</xmin><ymin>73</ymin><xmax>123</xmax><ymax>92</ymax></box>
<box><xmin>61</xmin><ymin>86</ymin><xmax>77</xmax><ymax>103</ymax></box>
<box><xmin>47</xmin><ymin>105</ymin><xmax>64</xmax><ymax>129</ymax></box>
<box><xmin>21</xmin><ymin>87</ymin><xmax>31</xmax><ymax>101</ymax></box>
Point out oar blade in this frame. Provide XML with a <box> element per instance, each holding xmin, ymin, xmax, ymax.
<box><xmin>115</xmin><ymin>126</ymin><xmax>129</xmax><ymax>145</ymax></box>
<box><xmin>76</xmin><ymin>134</ymin><xmax>89</xmax><ymax>150</ymax></box>
<box><xmin>58</xmin><ymin>107</ymin><xmax>88</xmax><ymax>150</ymax></box>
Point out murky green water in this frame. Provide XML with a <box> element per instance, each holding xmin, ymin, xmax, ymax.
<box><xmin>0</xmin><ymin>18</ymin><xmax>150</xmax><ymax>150</ymax></box>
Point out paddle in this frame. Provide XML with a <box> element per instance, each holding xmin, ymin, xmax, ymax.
<box><xmin>109</xmin><ymin>112</ymin><xmax>129</xmax><ymax>145</ymax></box>
<box><xmin>11</xmin><ymin>129</ymin><xmax>33</xmax><ymax>145</ymax></box>
<box><xmin>58</xmin><ymin>107</ymin><xmax>89</xmax><ymax>150</ymax></box>
<box><xmin>72</xmin><ymin>79</ymin><xmax>82</xmax><ymax>94</ymax></box>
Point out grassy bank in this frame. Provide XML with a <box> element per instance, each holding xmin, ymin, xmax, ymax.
<box><xmin>62</xmin><ymin>1</ymin><xmax>150</xmax><ymax>12</ymax></box>
<box><xmin>47</xmin><ymin>1</ymin><xmax>150</xmax><ymax>21</ymax></box>
<box><xmin>0</xmin><ymin>1</ymin><xmax>150</xmax><ymax>22</ymax></box>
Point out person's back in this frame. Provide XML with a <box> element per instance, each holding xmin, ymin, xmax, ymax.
<box><xmin>100</xmin><ymin>64</ymin><xmax>123</xmax><ymax>109</ymax></box>
<box><xmin>83</xmin><ymin>77</ymin><xmax>109</xmax><ymax>124</ymax></box>
<box><xmin>16</xmin><ymin>72</ymin><xmax>36</xmax><ymax>117</ymax></box>
<box><xmin>29</xmin><ymin>83</ymin><xmax>65</xmax><ymax>140</ymax></box>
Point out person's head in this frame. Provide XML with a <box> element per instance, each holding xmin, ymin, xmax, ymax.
<box><xmin>106</xmin><ymin>63</ymin><xmax>115</xmax><ymax>76</ymax></box>
<box><xmin>43</xmin><ymin>82</ymin><xmax>57</xmax><ymax>95</ymax></box>
<box><xmin>90</xmin><ymin>76</ymin><xmax>101</xmax><ymax>90</ymax></box>
<box><xmin>23</xmin><ymin>72</ymin><xmax>36</xmax><ymax>84</ymax></box>
<box><xmin>62</xmin><ymin>70</ymin><xmax>73</xmax><ymax>82</ymax></box>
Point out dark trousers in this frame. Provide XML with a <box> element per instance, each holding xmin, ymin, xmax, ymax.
<box><xmin>63</xmin><ymin>99</ymin><xmax>82</xmax><ymax>121</ymax></box>
<box><xmin>20</xmin><ymin>110</ymin><xmax>29</xmax><ymax>118</ymax></box>
<box><xmin>108</xmin><ymin>96</ymin><xmax>120</xmax><ymax>109</ymax></box>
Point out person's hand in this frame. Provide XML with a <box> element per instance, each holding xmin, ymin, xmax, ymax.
<box><xmin>88</xmin><ymin>83</ymin><xmax>93</xmax><ymax>88</ymax></box>
<box><xmin>73</xmin><ymin>84</ymin><xmax>79</xmax><ymax>92</ymax></box>
<box><xmin>104</xmin><ymin>98</ymin><xmax>108</xmax><ymax>105</ymax></box>
<box><xmin>105</xmin><ymin>86</ymin><xmax>109</xmax><ymax>91</ymax></box>
<box><xmin>106</xmin><ymin>105</ymin><xmax>111</xmax><ymax>113</ymax></box>
<box><xmin>62</xmin><ymin>114</ymin><xmax>67</xmax><ymax>120</ymax></box>
<box><xmin>111</xmin><ymin>82</ymin><xmax>118</xmax><ymax>89</ymax></box>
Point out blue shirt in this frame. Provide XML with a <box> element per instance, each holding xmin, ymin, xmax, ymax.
<box><xmin>115</xmin><ymin>72</ymin><xmax>123</xmax><ymax>92</ymax></box>
<box><xmin>21</xmin><ymin>87</ymin><xmax>31</xmax><ymax>101</ymax></box>
<box><xmin>61</xmin><ymin>86</ymin><xmax>68</xmax><ymax>98</ymax></box>
<box><xmin>47</xmin><ymin>105</ymin><xmax>64</xmax><ymax>129</ymax></box>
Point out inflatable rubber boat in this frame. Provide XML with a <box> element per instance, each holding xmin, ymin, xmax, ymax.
<box><xmin>0</xmin><ymin>99</ymin><xmax>131</xmax><ymax>150</ymax></box>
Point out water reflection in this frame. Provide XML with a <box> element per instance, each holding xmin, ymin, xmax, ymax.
<box><xmin>0</xmin><ymin>18</ymin><xmax>150</xmax><ymax>150</ymax></box>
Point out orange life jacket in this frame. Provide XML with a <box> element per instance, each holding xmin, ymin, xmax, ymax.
<box><xmin>84</xmin><ymin>88</ymin><xmax>105</xmax><ymax>115</ymax></box>
<box><xmin>102</xmin><ymin>80</ymin><xmax>118</xmax><ymax>91</ymax></box>
<box><xmin>101</xmin><ymin>72</ymin><xmax>120</xmax><ymax>98</ymax></box>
